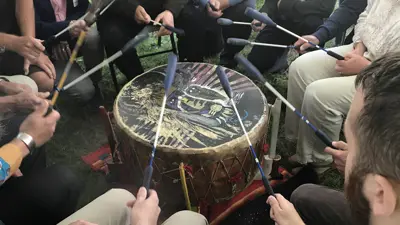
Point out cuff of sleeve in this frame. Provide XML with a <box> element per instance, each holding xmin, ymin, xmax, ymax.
<box><xmin>0</xmin><ymin>144</ymin><xmax>23</xmax><ymax>176</ymax></box>
<box><xmin>313</xmin><ymin>28</ymin><xmax>330</xmax><ymax>45</ymax></box>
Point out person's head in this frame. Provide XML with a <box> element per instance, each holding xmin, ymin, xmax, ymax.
<box><xmin>344</xmin><ymin>52</ymin><xmax>400</xmax><ymax>225</ymax></box>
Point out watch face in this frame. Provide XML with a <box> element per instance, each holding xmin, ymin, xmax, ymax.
<box><xmin>0</xmin><ymin>46</ymin><xmax>5</xmax><ymax>54</ymax></box>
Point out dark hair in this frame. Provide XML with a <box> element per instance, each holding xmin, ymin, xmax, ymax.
<box><xmin>354</xmin><ymin>52</ymin><xmax>400</xmax><ymax>183</ymax></box>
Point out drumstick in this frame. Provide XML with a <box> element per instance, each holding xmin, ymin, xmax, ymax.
<box><xmin>142</xmin><ymin>53</ymin><xmax>178</xmax><ymax>192</ymax></box>
<box><xmin>198</xmin><ymin>0</ymin><xmax>244</xmax><ymax>10</ymax></box>
<box><xmin>217</xmin><ymin>18</ymin><xmax>262</xmax><ymax>27</ymax></box>
<box><xmin>244</xmin><ymin>8</ymin><xmax>345</xmax><ymax>60</ymax></box>
<box><xmin>63</xmin><ymin>32</ymin><xmax>150</xmax><ymax>91</ymax></box>
<box><xmin>227</xmin><ymin>38</ymin><xmax>320</xmax><ymax>52</ymax></box>
<box><xmin>149</xmin><ymin>20</ymin><xmax>185</xmax><ymax>36</ymax></box>
<box><xmin>99</xmin><ymin>0</ymin><xmax>117</xmax><ymax>15</ymax></box>
<box><xmin>44</xmin><ymin>31</ymin><xmax>87</xmax><ymax>116</ymax></box>
<box><xmin>235</xmin><ymin>54</ymin><xmax>337</xmax><ymax>149</ymax></box>
<box><xmin>216</xmin><ymin>66</ymin><xmax>275</xmax><ymax>196</ymax></box>
<box><xmin>227</xmin><ymin>38</ymin><xmax>294</xmax><ymax>48</ymax></box>
<box><xmin>44</xmin><ymin>0</ymin><xmax>114</xmax><ymax>46</ymax></box>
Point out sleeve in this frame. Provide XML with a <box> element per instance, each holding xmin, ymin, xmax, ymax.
<box><xmin>35</xmin><ymin>11</ymin><xmax>71</xmax><ymax>40</ymax></box>
<box><xmin>0</xmin><ymin>144</ymin><xmax>23</xmax><ymax>185</ymax></box>
<box><xmin>68</xmin><ymin>0</ymin><xmax>90</xmax><ymax>20</ymax></box>
<box><xmin>109</xmin><ymin>0</ymin><xmax>140</xmax><ymax>20</ymax></box>
<box><xmin>278</xmin><ymin>0</ymin><xmax>336</xmax><ymax>20</ymax></box>
<box><xmin>164</xmin><ymin>0</ymin><xmax>188</xmax><ymax>18</ymax></box>
<box><xmin>352</xmin><ymin>0</ymin><xmax>371</xmax><ymax>43</ymax></box>
<box><xmin>312</xmin><ymin>0</ymin><xmax>367</xmax><ymax>44</ymax></box>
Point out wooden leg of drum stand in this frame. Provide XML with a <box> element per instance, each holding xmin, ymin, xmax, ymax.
<box><xmin>179</xmin><ymin>163</ymin><xmax>194</xmax><ymax>211</ymax></box>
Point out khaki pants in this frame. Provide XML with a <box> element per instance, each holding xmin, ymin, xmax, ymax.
<box><xmin>284</xmin><ymin>44</ymin><xmax>355</xmax><ymax>165</ymax></box>
<box><xmin>0</xmin><ymin>75</ymin><xmax>38</xmax><ymax>93</ymax></box>
<box><xmin>58</xmin><ymin>189</ymin><xmax>209</xmax><ymax>225</ymax></box>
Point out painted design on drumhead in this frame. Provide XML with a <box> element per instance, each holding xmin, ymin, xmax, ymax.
<box><xmin>116</xmin><ymin>63</ymin><xmax>267</xmax><ymax>149</ymax></box>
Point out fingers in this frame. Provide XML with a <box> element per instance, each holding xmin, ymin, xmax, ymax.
<box><xmin>140</xmin><ymin>8</ymin><xmax>151</xmax><ymax>24</ymax></box>
<box><xmin>333</xmin><ymin>141</ymin><xmax>347</xmax><ymax>150</ymax></box>
<box><xmin>47</xmin><ymin>59</ymin><xmax>57</xmax><ymax>80</ymax></box>
<box><xmin>12</xmin><ymin>169</ymin><xmax>23</xmax><ymax>177</ymax></box>
<box><xmin>148</xmin><ymin>189</ymin><xmax>159</xmax><ymax>204</ymax></box>
<box><xmin>275</xmin><ymin>194</ymin><xmax>290</xmax><ymax>208</ymax></box>
<box><xmin>154</xmin><ymin>12</ymin><xmax>163</xmax><ymax>24</ymax></box>
<box><xmin>267</xmin><ymin>196</ymin><xmax>281</xmax><ymax>210</ymax></box>
<box><xmin>34</xmin><ymin>100</ymin><xmax>50</xmax><ymax>115</ymax></box>
<box><xmin>23</xmin><ymin>59</ymin><xmax>31</xmax><ymax>75</ymax></box>
<box><xmin>157</xmin><ymin>27</ymin><xmax>171</xmax><ymax>37</ymax></box>
<box><xmin>136</xmin><ymin>187</ymin><xmax>147</xmax><ymax>202</ymax></box>
<box><xmin>33</xmin><ymin>38</ymin><xmax>46</xmax><ymax>52</ymax></box>
<box><xmin>37</xmin><ymin>92</ymin><xmax>50</xmax><ymax>99</ymax></box>
<box><xmin>324</xmin><ymin>147</ymin><xmax>342</xmax><ymax>157</ymax></box>
<box><xmin>38</xmin><ymin>60</ymin><xmax>53</xmax><ymax>79</ymax></box>
<box><xmin>126</xmin><ymin>200</ymin><xmax>136</xmax><ymax>207</ymax></box>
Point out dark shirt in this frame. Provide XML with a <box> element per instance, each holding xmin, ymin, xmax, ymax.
<box><xmin>313</xmin><ymin>0</ymin><xmax>367</xmax><ymax>43</ymax></box>
<box><xmin>260</xmin><ymin>0</ymin><xmax>336</xmax><ymax>24</ymax></box>
<box><xmin>110</xmin><ymin>0</ymin><xmax>188</xmax><ymax>19</ymax></box>
<box><xmin>0</xmin><ymin>0</ymin><xmax>19</xmax><ymax>35</ymax></box>
<box><xmin>33</xmin><ymin>0</ymin><xmax>89</xmax><ymax>41</ymax></box>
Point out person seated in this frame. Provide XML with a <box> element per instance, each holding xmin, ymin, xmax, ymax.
<box><xmin>284</xmin><ymin>0</ymin><xmax>400</xmax><ymax>174</ymax></box>
<box><xmin>0</xmin><ymin>0</ymin><xmax>56</xmax><ymax>93</ymax></box>
<box><xmin>267</xmin><ymin>52</ymin><xmax>400</xmax><ymax>225</ymax></box>
<box><xmin>34</xmin><ymin>0</ymin><xmax>105</xmax><ymax>103</ymax></box>
<box><xmin>176</xmin><ymin>0</ymin><xmax>255</xmax><ymax>68</ymax></box>
<box><xmin>58</xmin><ymin>187</ymin><xmax>208</xmax><ymax>225</ymax></box>
<box><xmin>97</xmin><ymin>0</ymin><xmax>186</xmax><ymax>80</ymax></box>
<box><xmin>247</xmin><ymin>0</ymin><xmax>336</xmax><ymax>74</ymax></box>
<box><xmin>0</xmin><ymin>89</ymin><xmax>81</xmax><ymax>225</ymax></box>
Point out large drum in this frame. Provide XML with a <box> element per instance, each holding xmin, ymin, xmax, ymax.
<box><xmin>114</xmin><ymin>63</ymin><xmax>269</xmax><ymax>209</ymax></box>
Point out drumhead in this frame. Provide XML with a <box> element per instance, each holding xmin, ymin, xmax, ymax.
<box><xmin>114</xmin><ymin>63</ymin><xmax>268</xmax><ymax>151</ymax></box>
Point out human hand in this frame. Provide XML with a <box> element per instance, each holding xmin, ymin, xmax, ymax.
<box><xmin>13</xmin><ymin>91</ymin><xmax>50</xmax><ymax>111</ymax></box>
<box><xmin>251</xmin><ymin>19</ymin><xmax>265</xmax><ymax>32</ymax></box>
<box><xmin>154</xmin><ymin>10</ymin><xmax>174</xmax><ymax>37</ymax></box>
<box><xmin>33</xmin><ymin>53</ymin><xmax>57</xmax><ymax>80</ymax></box>
<box><xmin>335</xmin><ymin>52</ymin><xmax>371</xmax><ymax>75</ymax></box>
<box><xmin>52</xmin><ymin>42</ymin><xmax>72</xmax><ymax>61</ymax></box>
<box><xmin>324</xmin><ymin>141</ymin><xmax>348</xmax><ymax>173</ymax></box>
<box><xmin>10</xmin><ymin>36</ymin><xmax>45</xmax><ymax>63</ymax></box>
<box><xmin>68</xmin><ymin>220</ymin><xmax>98</xmax><ymax>225</ymax></box>
<box><xmin>207</xmin><ymin>0</ymin><xmax>223</xmax><ymax>18</ymax></box>
<box><xmin>0</xmin><ymin>81</ymin><xmax>33</xmax><ymax>95</ymax></box>
<box><xmin>128</xmin><ymin>187</ymin><xmax>161</xmax><ymax>225</ymax></box>
<box><xmin>135</xmin><ymin>5</ymin><xmax>151</xmax><ymax>24</ymax></box>
<box><xmin>69</xmin><ymin>20</ymin><xmax>89</xmax><ymax>38</ymax></box>
<box><xmin>352</xmin><ymin>41</ymin><xmax>366</xmax><ymax>56</ymax></box>
<box><xmin>19</xmin><ymin>101</ymin><xmax>60</xmax><ymax>147</ymax></box>
<box><xmin>294</xmin><ymin>35</ymin><xmax>319</xmax><ymax>54</ymax></box>
<box><xmin>267</xmin><ymin>194</ymin><xmax>305</xmax><ymax>225</ymax></box>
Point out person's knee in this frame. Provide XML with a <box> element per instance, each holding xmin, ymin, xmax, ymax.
<box><xmin>29</xmin><ymin>71</ymin><xmax>54</xmax><ymax>92</ymax></box>
<box><xmin>50</xmin><ymin>165</ymin><xmax>82</xmax><ymax>192</ymax></box>
<box><xmin>67</xmin><ymin>81</ymin><xmax>95</xmax><ymax>103</ymax></box>
<box><xmin>291</xmin><ymin>184</ymin><xmax>321</xmax><ymax>209</ymax></box>
<box><xmin>106</xmin><ymin>188</ymin><xmax>135</xmax><ymax>201</ymax></box>
<box><xmin>85</xmin><ymin>28</ymin><xmax>103</xmax><ymax>52</ymax></box>
<box><xmin>164</xmin><ymin>211</ymin><xmax>208</xmax><ymax>225</ymax></box>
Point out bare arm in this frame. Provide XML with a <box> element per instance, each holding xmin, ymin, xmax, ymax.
<box><xmin>0</xmin><ymin>33</ymin><xmax>19</xmax><ymax>50</ymax></box>
<box><xmin>16</xmin><ymin>0</ymin><xmax>36</xmax><ymax>37</ymax></box>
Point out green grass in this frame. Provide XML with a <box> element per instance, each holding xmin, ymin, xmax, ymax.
<box><xmin>49</xmin><ymin>0</ymin><xmax>343</xmax><ymax>208</ymax></box>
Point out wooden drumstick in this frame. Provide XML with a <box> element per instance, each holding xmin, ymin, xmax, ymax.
<box><xmin>227</xmin><ymin>38</ymin><xmax>320</xmax><ymax>52</ymax></box>
<box><xmin>235</xmin><ymin>54</ymin><xmax>337</xmax><ymax>149</ymax></box>
<box><xmin>63</xmin><ymin>32</ymin><xmax>150</xmax><ymax>91</ymax></box>
<box><xmin>216</xmin><ymin>66</ymin><xmax>275</xmax><ymax>196</ymax></box>
<box><xmin>244</xmin><ymin>8</ymin><xmax>345</xmax><ymax>60</ymax></box>
<box><xmin>142</xmin><ymin>53</ymin><xmax>178</xmax><ymax>192</ymax></box>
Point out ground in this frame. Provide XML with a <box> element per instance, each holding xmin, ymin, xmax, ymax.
<box><xmin>49</xmin><ymin>0</ymin><xmax>343</xmax><ymax>208</ymax></box>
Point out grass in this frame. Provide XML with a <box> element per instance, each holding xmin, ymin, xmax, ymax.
<box><xmin>48</xmin><ymin>0</ymin><xmax>343</xmax><ymax>208</ymax></box>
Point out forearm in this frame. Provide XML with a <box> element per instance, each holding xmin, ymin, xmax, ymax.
<box><xmin>0</xmin><ymin>140</ymin><xmax>29</xmax><ymax>185</ymax></box>
<box><xmin>0</xmin><ymin>33</ymin><xmax>19</xmax><ymax>51</ymax></box>
<box><xmin>16</xmin><ymin>0</ymin><xmax>36</xmax><ymax>37</ymax></box>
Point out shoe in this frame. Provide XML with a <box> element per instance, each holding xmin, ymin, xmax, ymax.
<box><xmin>267</xmin><ymin>49</ymin><xmax>289</xmax><ymax>73</ymax></box>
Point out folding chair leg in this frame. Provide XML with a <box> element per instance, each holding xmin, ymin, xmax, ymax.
<box><xmin>109</xmin><ymin>62</ymin><xmax>119</xmax><ymax>92</ymax></box>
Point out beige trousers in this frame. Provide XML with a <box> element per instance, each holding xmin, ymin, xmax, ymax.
<box><xmin>58</xmin><ymin>189</ymin><xmax>209</xmax><ymax>225</ymax></box>
<box><xmin>284</xmin><ymin>44</ymin><xmax>355</xmax><ymax>165</ymax></box>
<box><xmin>0</xmin><ymin>75</ymin><xmax>38</xmax><ymax>92</ymax></box>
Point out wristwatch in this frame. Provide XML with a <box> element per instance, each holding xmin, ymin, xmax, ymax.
<box><xmin>16</xmin><ymin>132</ymin><xmax>36</xmax><ymax>152</ymax></box>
